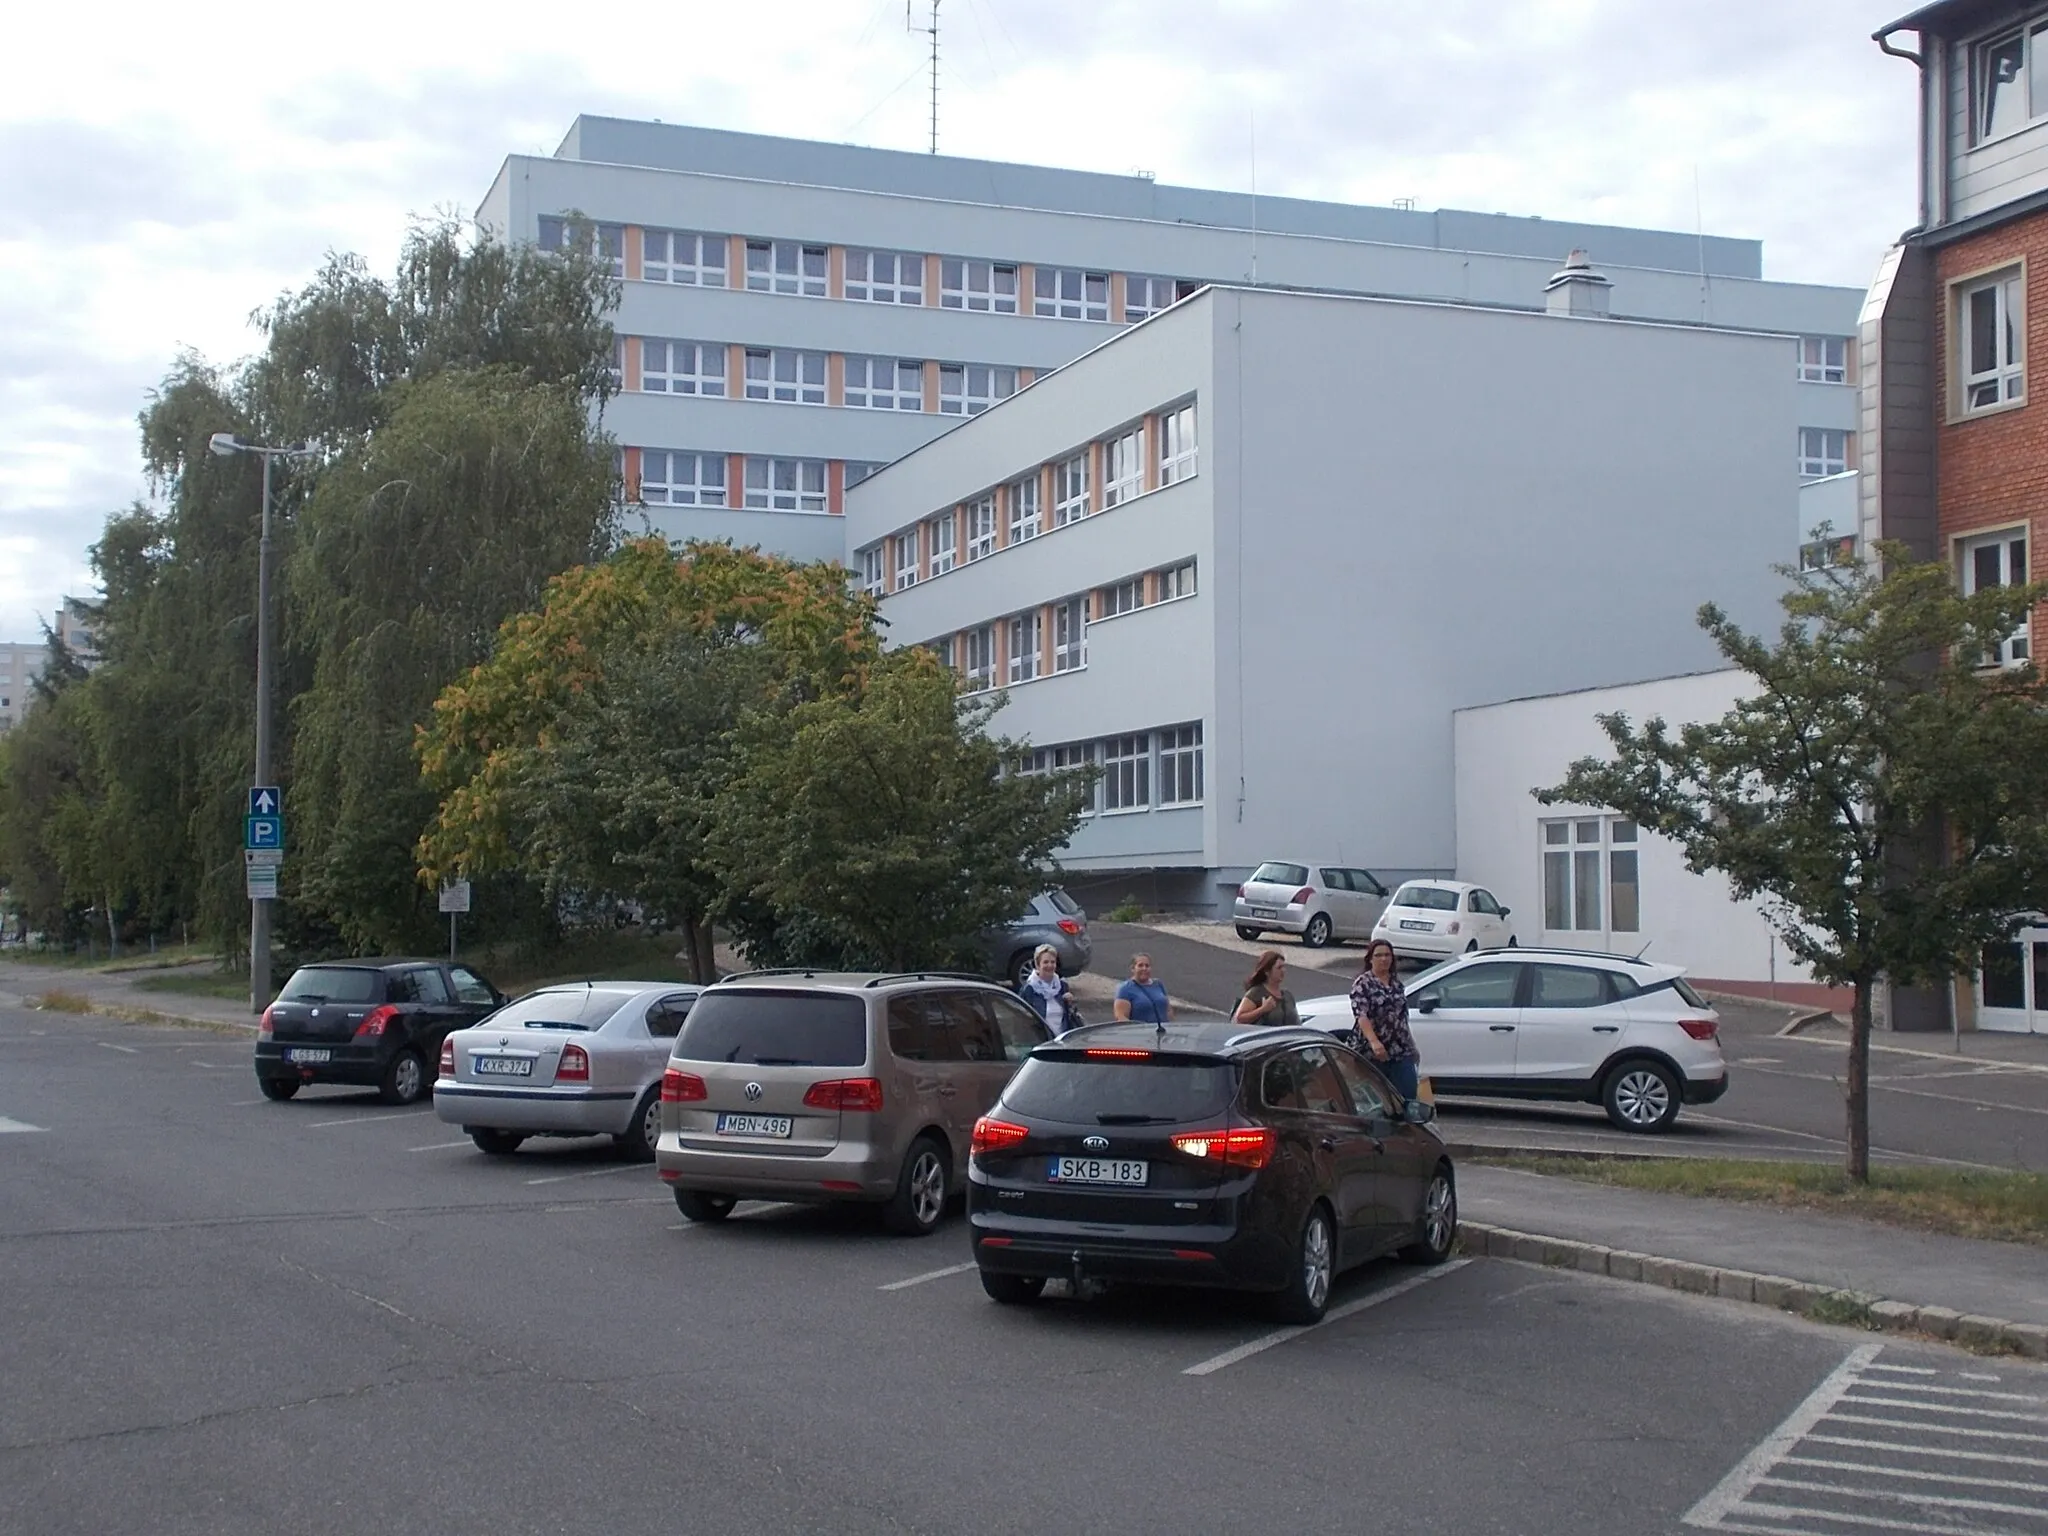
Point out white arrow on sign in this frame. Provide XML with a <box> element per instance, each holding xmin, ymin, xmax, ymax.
<box><xmin>253</xmin><ymin>789</ymin><xmax>279</xmax><ymax>814</ymax></box>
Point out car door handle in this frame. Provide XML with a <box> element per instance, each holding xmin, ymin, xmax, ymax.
<box><xmin>1593</xmin><ymin>1025</ymin><xmax>1620</xmax><ymax>1033</ymax></box>
<box><xmin>1319</xmin><ymin>1136</ymin><xmax>1339</xmax><ymax>1151</ymax></box>
<box><xmin>1489</xmin><ymin>1025</ymin><xmax>1516</xmax><ymax>1033</ymax></box>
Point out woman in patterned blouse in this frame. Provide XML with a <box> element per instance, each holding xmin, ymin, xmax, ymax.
<box><xmin>1349</xmin><ymin>939</ymin><xmax>1421</xmax><ymax>1102</ymax></box>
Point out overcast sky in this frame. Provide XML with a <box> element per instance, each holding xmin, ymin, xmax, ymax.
<box><xmin>0</xmin><ymin>0</ymin><xmax>1922</xmax><ymax>640</ymax></box>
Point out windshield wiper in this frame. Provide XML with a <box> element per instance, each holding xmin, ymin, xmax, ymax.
<box><xmin>1095</xmin><ymin>1113</ymin><xmax>1172</xmax><ymax>1124</ymax></box>
<box><xmin>748</xmin><ymin>1056</ymin><xmax>809</xmax><ymax>1066</ymax></box>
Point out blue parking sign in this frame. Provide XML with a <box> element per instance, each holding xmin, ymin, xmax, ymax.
<box><xmin>249</xmin><ymin>786</ymin><xmax>281</xmax><ymax>817</ymax></box>
<box><xmin>244</xmin><ymin>814</ymin><xmax>284</xmax><ymax>850</ymax></box>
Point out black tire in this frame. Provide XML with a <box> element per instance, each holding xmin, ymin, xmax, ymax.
<box><xmin>1464</xmin><ymin>939</ymin><xmax>1479</xmax><ymax>953</ymax></box>
<box><xmin>614</xmin><ymin>1087</ymin><xmax>662</xmax><ymax>1161</ymax></box>
<box><xmin>882</xmin><ymin>1135</ymin><xmax>949</xmax><ymax>1236</ymax></box>
<box><xmin>470</xmin><ymin>1128</ymin><xmax>525</xmax><ymax>1156</ymax></box>
<box><xmin>378</xmin><ymin>1049</ymin><xmax>427</xmax><ymax>1106</ymax></box>
<box><xmin>979</xmin><ymin>1270</ymin><xmax>1046</xmax><ymax>1305</ymax></box>
<box><xmin>1301</xmin><ymin>913</ymin><xmax>1334</xmax><ymax>949</ymax></box>
<box><xmin>1507</xmin><ymin>936</ymin><xmax>1518</xmax><ymax>948</ymax></box>
<box><xmin>1269</xmin><ymin>1202</ymin><xmax>1337</xmax><ymax>1324</ymax></box>
<box><xmin>1401</xmin><ymin>1166</ymin><xmax>1458</xmax><ymax>1265</ymax></box>
<box><xmin>256</xmin><ymin>1076</ymin><xmax>299</xmax><ymax>1102</ymax></box>
<box><xmin>1008</xmin><ymin>950</ymin><xmax>1036</xmax><ymax>990</ymax></box>
<box><xmin>674</xmin><ymin>1188</ymin><xmax>737</xmax><ymax>1223</ymax></box>
<box><xmin>1602</xmin><ymin>1058</ymin><xmax>1682</xmax><ymax>1133</ymax></box>
<box><xmin>1235</xmin><ymin>924</ymin><xmax>1262</xmax><ymax>941</ymax></box>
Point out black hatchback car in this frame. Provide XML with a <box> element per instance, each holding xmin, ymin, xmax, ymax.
<box><xmin>255</xmin><ymin>959</ymin><xmax>507</xmax><ymax>1105</ymax></box>
<box><xmin>967</xmin><ymin>1022</ymin><xmax>1456</xmax><ymax>1323</ymax></box>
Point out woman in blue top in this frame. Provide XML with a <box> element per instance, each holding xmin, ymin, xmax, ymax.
<box><xmin>1113</xmin><ymin>953</ymin><xmax>1172</xmax><ymax>1024</ymax></box>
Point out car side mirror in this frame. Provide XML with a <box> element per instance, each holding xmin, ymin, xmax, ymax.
<box><xmin>1415</xmin><ymin>995</ymin><xmax>1439</xmax><ymax>1014</ymax></box>
<box><xmin>1403</xmin><ymin>1099</ymin><xmax>1436</xmax><ymax>1125</ymax></box>
<box><xmin>1498</xmin><ymin>907</ymin><xmax>1511</xmax><ymax>919</ymax></box>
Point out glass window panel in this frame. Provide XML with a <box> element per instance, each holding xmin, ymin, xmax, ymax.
<box><xmin>1983</xmin><ymin>941</ymin><xmax>2026</xmax><ymax>1009</ymax></box>
<box><xmin>1572</xmin><ymin>851</ymin><xmax>1602</xmax><ymax>930</ymax></box>
<box><xmin>1574</xmin><ymin>820</ymin><xmax>1600</xmax><ymax>843</ymax></box>
<box><xmin>1543</xmin><ymin>851</ymin><xmax>1570</xmax><ymax>929</ymax></box>
<box><xmin>1609</xmin><ymin>850</ymin><xmax>1640</xmax><ymax>933</ymax></box>
<box><xmin>1984</xmin><ymin>32</ymin><xmax>2028</xmax><ymax>139</ymax></box>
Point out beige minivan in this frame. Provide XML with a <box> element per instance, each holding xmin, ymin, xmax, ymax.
<box><xmin>656</xmin><ymin>972</ymin><xmax>1054</xmax><ymax>1235</ymax></box>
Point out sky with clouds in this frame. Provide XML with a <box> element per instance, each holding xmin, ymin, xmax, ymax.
<box><xmin>0</xmin><ymin>0</ymin><xmax>1923</xmax><ymax>639</ymax></box>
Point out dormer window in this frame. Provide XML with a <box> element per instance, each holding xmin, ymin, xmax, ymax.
<box><xmin>1976</xmin><ymin>23</ymin><xmax>2048</xmax><ymax>143</ymax></box>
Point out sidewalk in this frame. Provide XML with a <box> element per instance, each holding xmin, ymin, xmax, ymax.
<box><xmin>1459</xmin><ymin>1162</ymin><xmax>2048</xmax><ymax>1345</ymax></box>
<box><xmin>1786</xmin><ymin>1013</ymin><xmax>2048</xmax><ymax>1071</ymax></box>
<box><xmin>0</xmin><ymin>958</ymin><xmax>258</xmax><ymax>1031</ymax></box>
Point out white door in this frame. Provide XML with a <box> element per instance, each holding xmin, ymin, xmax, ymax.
<box><xmin>1467</xmin><ymin>888</ymin><xmax>1510</xmax><ymax>949</ymax></box>
<box><xmin>1408</xmin><ymin>960</ymin><xmax>1524</xmax><ymax>1081</ymax></box>
<box><xmin>1977</xmin><ymin>926</ymin><xmax>2048</xmax><ymax>1035</ymax></box>
<box><xmin>1516</xmin><ymin>964</ymin><xmax>1626</xmax><ymax>1082</ymax></box>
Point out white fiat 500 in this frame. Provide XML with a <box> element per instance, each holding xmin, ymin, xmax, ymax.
<box><xmin>1299</xmin><ymin>949</ymin><xmax>1727</xmax><ymax>1132</ymax></box>
<box><xmin>1371</xmin><ymin>880</ymin><xmax>1517</xmax><ymax>961</ymax></box>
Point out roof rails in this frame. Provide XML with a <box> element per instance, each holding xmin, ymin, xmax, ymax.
<box><xmin>1484</xmin><ymin>946</ymin><xmax>1657</xmax><ymax>966</ymax></box>
<box><xmin>862</xmin><ymin>970</ymin><xmax>1002</xmax><ymax>988</ymax></box>
<box><xmin>712</xmin><ymin>967</ymin><xmax>821</xmax><ymax>984</ymax></box>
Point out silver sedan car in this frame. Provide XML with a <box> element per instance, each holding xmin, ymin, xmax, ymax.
<box><xmin>434</xmin><ymin>981</ymin><xmax>702</xmax><ymax>1158</ymax></box>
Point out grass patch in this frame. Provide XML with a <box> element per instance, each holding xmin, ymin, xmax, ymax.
<box><xmin>1480</xmin><ymin>1155</ymin><xmax>2048</xmax><ymax>1248</ymax></box>
<box><xmin>28</xmin><ymin>989</ymin><xmax>95</xmax><ymax>1013</ymax></box>
<box><xmin>0</xmin><ymin>942</ymin><xmax>213</xmax><ymax>973</ymax></box>
<box><xmin>1103</xmin><ymin>895</ymin><xmax>1145</xmax><ymax>923</ymax></box>
<box><xmin>130</xmin><ymin>971</ymin><xmax>252</xmax><ymax>1002</ymax></box>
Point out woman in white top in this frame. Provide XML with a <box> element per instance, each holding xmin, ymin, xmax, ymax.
<box><xmin>1016</xmin><ymin>944</ymin><xmax>1079</xmax><ymax>1035</ymax></box>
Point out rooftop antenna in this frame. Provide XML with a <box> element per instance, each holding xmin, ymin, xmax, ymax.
<box><xmin>907</xmin><ymin>0</ymin><xmax>941</xmax><ymax>154</ymax></box>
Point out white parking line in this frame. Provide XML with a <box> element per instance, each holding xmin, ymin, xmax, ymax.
<box><xmin>879</xmin><ymin>1261</ymin><xmax>976</xmax><ymax>1291</ymax></box>
<box><xmin>96</xmin><ymin>1042</ymin><xmax>138</xmax><ymax>1055</ymax></box>
<box><xmin>0</xmin><ymin>1116</ymin><xmax>49</xmax><ymax>1134</ymax></box>
<box><xmin>304</xmin><ymin>1112</ymin><xmax>418</xmax><ymax>1129</ymax></box>
<box><xmin>523</xmin><ymin>1163</ymin><xmax>645</xmax><ymax>1187</ymax></box>
<box><xmin>407</xmin><ymin>1141</ymin><xmax>473</xmax><ymax>1153</ymax></box>
<box><xmin>1181</xmin><ymin>1259</ymin><xmax>1471</xmax><ymax>1377</ymax></box>
<box><xmin>1683</xmin><ymin>1343</ymin><xmax>1883</xmax><ymax>1527</ymax></box>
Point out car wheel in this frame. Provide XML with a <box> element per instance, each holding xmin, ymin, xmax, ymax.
<box><xmin>979</xmin><ymin>1270</ymin><xmax>1046</xmax><ymax>1305</ymax></box>
<box><xmin>882</xmin><ymin>1135</ymin><xmax>949</xmax><ymax>1236</ymax></box>
<box><xmin>1603</xmin><ymin>1059</ymin><xmax>1681</xmax><ymax>1133</ymax></box>
<box><xmin>1235</xmin><ymin>924</ymin><xmax>1262</xmax><ymax>942</ymax></box>
<box><xmin>1270</xmin><ymin>1202</ymin><xmax>1336</xmax><ymax>1324</ymax></box>
<box><xmin>1507</xmin><ymin>935</ymin><xmax>1518</xmax><ymax>947</ymax></box>
<box><xmin>1401</xmin><ymin>1166</ymin><xmax>1458</xmax><ymax>1265</ymax></box>
<box><xmin>469</xmin><ymin>1128</ymin><xmax>525</xmax><ymax>1156</ymax></box>
<box><xmin>378</xmin><ymin>1049</ymin><xmax>427</xmax><ymax>1106</ymax></box>
<box><xmin>256</xmin><ymin>1076</ymin><xmax>299</xmax><ymax>1102</ymax></box>
<box><xmin>1301</xmin><ymin>913</ymin><xmax>1334</xmax><ymax>949</ymax></box>
<box><xmin>674</xmin><ymin>1189</ymin><xmax>737</xmax><ymax>1223</ymax></box>
<box><xmin>1009</xmin><ymin>950</ymin><xmax>1037</xmax><ymax>990</ymax></box>
<box><xmin>614</xmin><ymin>1087</ymin><xmax>662</xmax><ymax>1161</ymax></box>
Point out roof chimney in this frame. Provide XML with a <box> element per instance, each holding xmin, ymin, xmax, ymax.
<box><xmin>1544</xmin><ymin>249</ymin><xmax>1612</xmax><ymax>317</ymax></box>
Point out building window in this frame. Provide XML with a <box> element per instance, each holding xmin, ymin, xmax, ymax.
<box><xmin>1798</xmin><ymin>534</ymin><xmax>1858</xmax><ymax>572</ymax></box>
<box><xmin>1157</xmin><ymin>723</ymin><xmax>1203</xmax><ymax>805</ymax></box>
<box><xmin>844</xmin><ymin>249</ymin><xmax>925</xmax><ymax>304</ymax></box>
<box><xmin>1976</xmin><ymin>24</ymin><xmax>2048</xmax><ymax>142</ymax></box>
<box><xmin>1961</xmin><ymin>528</ymin><xmax>2032</xmax><ymax>667</ymax></box>
<box><xmin>1008</xmin><ymin>476</ymin><xmax>1041</xmax><ymax>543</ymax></box>
<box><xmin>1052</xmin><ymin>453</ymin><xmax>1090</xmax><ymax>526</ymax></box>
<box><xmin>638</xmin><ymin>451</ymin><xmax>728</xmax><ymax>507</ymax></box>
<box><xmin>1798</xmin><ymin>427</ymin><xmax>1848</xmax><ymax>479</ymax></box>
<box><xmin>1156</xmin><ymin>560</ymin><xmax>1197</xmax><ymax>600</ymax></box>
<box><xmin>1798</xmin><ymin>336</ymin><xmax>1848</xmax><ymax>384</ymax></box>
<box><xmin>939</xmin><ymin>363</ymin><xmax>1017</xmax><ymax>415</ymax></box>
<box><xmin>893</xmin><ymin>531</ymin><xmax>920</xmax><ymax>591</ymax></box>
<box><xmin>940</xmin><ymin>258</ymin><xmax>1019</xmax><ymax>313</ymax></box>
<box><xmin>1053</xmin><ymin>598</ymin><xmax>1087</xmax><ymax>672</ymax></box>
<box><xmin>1103</xmin><ymin>427</ymin><xmax>1144</xmax><ymax>507</ymax></box>
<box><xmin>1101</xmin><ymin>733</ymin><xmax>1150</xmax><ymax>811</ymax></box>
<box><xmin>1958</xmin><ymin>267</ymin><xmax>2025</xmax><ymax>413</ymax></box>
<box><xmin>641</xmin><ymin>339</ymin><xmax>727</xmax><ymax>396</ymax></box>
<box><xmin>928</xmin><ymin>514</ymin><xmax>957</xmax><ymax>576</ymax></box>
<box><xmin>965</xmin><ymin>627</ymin><xmax>995</xmax><ymax>692</ymax></box>
<box><xmin>1541</xmin><ymin>817</ymin><xmax>1639</xmax><ymax>934</ymax></box>
<box><xmin>1124</xmin><ymin>276</ymin><xmax>1192</xmax><ymax>322</ymax></box>
<box><xmin>745</xmin><ymin>239</ymin><xmax>827</xmax><ymax>296</ymax></box>
<box><xmin>843</xmin><ymin>357</ymin><xmax>924</xmax><ymax>411</ymax></box>
<box><xmin>966</xmin><ymin>496</ymin><xmax>998</xmax><ymax>561</ymax></box>
<box><xmin>1008</xmin><ymin>611</ymin><xmax>1042</xmax><ymax>683</ymax></box>
<box><xmin>846</xmin><ymin>461</ymin><xmax>884</xmax><ymax>488</ymax></box>
<box><xmin>1158</xmin><ymin>403</ymin><xmax>1198</xmax><ymax>485</ymax></box>
<box><xmin>1053</xmin><ymin>743</ymin><xmax>1097</xmax><ymax>813</ymax></box>
<box><xmin>643</xmin><ymin>229</ymin><xmax>727</xmax><ymax>286</ymax></box>
<box><xmin>744</xmin><ymin>349</ymin><xmax>826</xmax><ymax>405</ymax></box>
<box><xmin>1033</xmin><ymin>267</ymin><xmax>1110</xmax><ymax>321</ymax></box>
<box><xmin>931</xmin><ymin>635</ymin><xmax>955</xmax><ymax>672</ymax></box>
<box><xmin>1101</xmin><ymin>578</ymin><xmax>1144</xmax><ymax>617</ymax></box>
<box><xmin>538</xmin><ymin>217</ymin><xmax>624</xmax><ymax>277</ymax></box>
<box><xmin>858</xmin><ymin>546</ymin><xmax>885</xmax><ymax>598</ymax></box>
<box><xmin>744</xmin><ymin>457</ymin><xmax>827</xmax><ymax>512</ymax></box>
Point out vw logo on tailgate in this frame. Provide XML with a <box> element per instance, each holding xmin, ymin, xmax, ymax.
<box><xmin>1082</xmin><ymin>1135</ymin><xmax>1109</xmax><ymax>1152</ymax></box>
<box><xmin>744</xmin><ymin>1082</ymin><xmax>764</xmax><ymax>1101</ymax></box>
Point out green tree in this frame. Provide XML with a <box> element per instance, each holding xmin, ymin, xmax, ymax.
<box><xmin>1540</xmin><ymin>543</ymin><xmax>2048</xmax><ymax>1180</ymax></box>
<box><xmin>707</xmin><ymin>656</ymin><xmax>1093</xmax><ymax>972</ymax></box>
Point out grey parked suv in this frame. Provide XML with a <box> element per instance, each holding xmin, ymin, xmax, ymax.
<box><xmin>984</xmin><ymin>889</ymin><xmax>1092</xmax><ymax>988</ymax></box>
<box><xmin>656</xmin><ymin>972</ymin><xmax>1055</xmax><ymax>1235</ymax></box>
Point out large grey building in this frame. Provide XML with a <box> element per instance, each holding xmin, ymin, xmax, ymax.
<box><xmin>476</xmin><ymin>116</ymin><xmax>1864</xmax><ymax>567</ymax></box>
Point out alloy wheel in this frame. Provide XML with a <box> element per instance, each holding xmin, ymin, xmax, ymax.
<box><xmin>1301</xmin><ymin>1211</ymin><xmax>1333</xmax><ymax>1311</ymax></box>
<box><xmin>639</xmin><ymin>1095</ymin><xmax>662</xmax><ymax>1153</ymax></box>
<box><xmin>1614</xmin><ymin>1069</ymin><xmax>1671</xmax><ymax>1127</ymax></box>
<box><xmin>1422</xmin><ymin>1175</ymin><xmax>1455</xmax><ymax>1253</ymax></box>
<box><xmin>909</xmin><ymin>1148</ymin><xmax>946</xmax><ymax>1228</ymax></box>
<box><xmin>392</xmin><ymin>1054</ymin><xmax>422</xmax><ymax>1102</ymax></box>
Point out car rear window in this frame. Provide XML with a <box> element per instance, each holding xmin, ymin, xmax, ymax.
<box><xmin>1392</xmin><ymin>884</ymin><xmax>1461</xmax><ymax>911</ymax></box>
<box><xmin>675</xmin><ymin>990</ymin><xmax>868</xmax><ymax>1067</ymax></box>
<box><xmin>1249</xmin><ymin>862</ymin><xmax>1308</xmax><ymax>886</ymax></box>
<box><xmin>485</xmin><ymin>990</ymin><xmax>635</xmax><ymax>1031</ymax></box>
<box><xmin>1047</xmin><ymin>889</ymin><xmax>1083</xmax><ymax>917</ymax></box>
<box><xmin>1671</xmin><ymin>977</ymin><xmax>1710</xmax><ymax>1009</ymax></box>
<box><xmin>277</xmin><ymin>967</ymin><xmax>382</xmax><ymax>1004</ymax></box>
<box><xmin>1002</xmin><ymin>1054</ymin><xmax>1237</xmax><ymax>1125</ymax></box>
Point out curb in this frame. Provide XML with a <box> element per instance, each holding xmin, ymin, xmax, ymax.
<box><xmin>1775</xmin><ymin>1008</ymin><xmax>1841</xmax><ymax>1037</ymax></box>
<box><xmin>1459</xmin><ymin>1220</ymin><xmax>2048</xmax><ymax>1360</ymax></box>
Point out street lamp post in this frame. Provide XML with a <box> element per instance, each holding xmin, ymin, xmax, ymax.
<box><xmin>208</xmin><ymin>432</ymin><xmax>313</xmax><ymax>1013</ymax></box>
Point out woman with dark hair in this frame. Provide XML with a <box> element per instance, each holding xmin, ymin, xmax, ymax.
<box><xmin>1233</xmin><ymin>950</ymin><xmax>1299</xmax><ymax>1027</ymax></box>
<box><xmin>1350</xmin><ymin>939</ymin><xmax>1420</xmax><ymax>1101</ymax></box>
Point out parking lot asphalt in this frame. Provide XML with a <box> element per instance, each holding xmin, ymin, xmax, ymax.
<box><xmin>5</xmin><ymin>1006</ymin><xmax>2044</xmax><ymax>1536</ymax></box>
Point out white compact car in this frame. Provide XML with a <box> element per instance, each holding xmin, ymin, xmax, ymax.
<box><xmin>1298</xmin><ymin>949</ymin><xmax>1728</xmax><ymax>1132</ymax></box>
<box><xmin>435</xmin><ymin>982</ymin><xmax>703</xmax><ymax>1158</ymax></box>
<box><xmin>1372</xmin><ymin>880</ymin><xmax>1517</xmax><ymax>961</ymax></box>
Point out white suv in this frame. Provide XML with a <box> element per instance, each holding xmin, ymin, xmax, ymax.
<box><xmin>1298</xmin><ymin>949</ymin><xmax>1728</xmax><ymax>1132</ymax></box>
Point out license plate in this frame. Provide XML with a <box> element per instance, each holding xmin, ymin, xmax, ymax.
<box><xmin>1399</xmin><ymin>920</ymin><xmax>1432</xmax><ymax>931</ymax></box>
<box><xmin>1049</xmin><ymin>1156</ymin><xmax>1149</xmax><ymax>1186</ymax></box>
<box><xmin>1250</xmin><ymin>907</ymin><xmax>1278</xmax><ymax>919</ymax></box>
<box><xmin>286</xmin><ymin>1048</ymin><xmax>330</xmax><ymax>1063</ymax></box>
<box><xmin>716</xmin><ymin>1113</ymin><xmax>793</xmax><ymax>1139</ymax></box>
<box><xmin>474</xmin><ymin>1056</ymin><xmax>533</xmax><ymax>1077</ymax></box>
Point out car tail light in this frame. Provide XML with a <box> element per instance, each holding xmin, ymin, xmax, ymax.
<box><xmin>1056</xmin><ymin>918</ymin><xmax>1083</xmax><ymax>935</ymax></box>
<box><xmin>257</xmin><ymin>1008</ymin><xmax>274</xmax><ymax>1041</ymax></box>
<box><xmin>1084</xmin><ymin>1048</ymin><xmax>1152</xmax><ymax>1060</ymax></box>
<box><xmin>803</xmin><ymin>1077</ymin><xmax>884</xmax><ymax>1112</ymax></box>
<box><xmin>1290</xmin><ymin>887</ymin><xmax>1315</xmax><ymax>905</ymax></box>
<box><xmin>352</xmin><ymin>1005</ymin><xmax>400</xmax><ymax>1040</ymax></box>
<box><xmin>556</xmin><ymin>1044</ymin><xmax>590</xmax><ymax>1082</ymax></box>
<box><xmin>1236</xmin><ymin>885</ymin><xmax>1248</xmax><ymax>899</ymax></box>
<box><xmin>1170</xmin><ymin>1126</ymin><xmax>1276</xmax><ymax>1169</ymax></box>
<box><xmin>971</xmin><ymin>1117</ymin><xmax>1031</xmax><ymax>1155</ymax></box>
<box><xmin>1678</xmin><ymin>1018</ymin><xmax>1720</xmax><ymax>1042</ymax></box>
<box><xmin>661</xmin><ymin>1068</ymin><xmax>707</xmax><ymax>1102</ymax></box>
<box><xmin>437</xmin><ymin>1039</ymin><xmax>455</xmax><ymax>1079</ymax></box>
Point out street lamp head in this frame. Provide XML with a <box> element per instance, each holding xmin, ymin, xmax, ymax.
<box><xmin>208</xmin><ymin>432</ymin><xmax>241</xmax><ymax>458</ymax></box>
